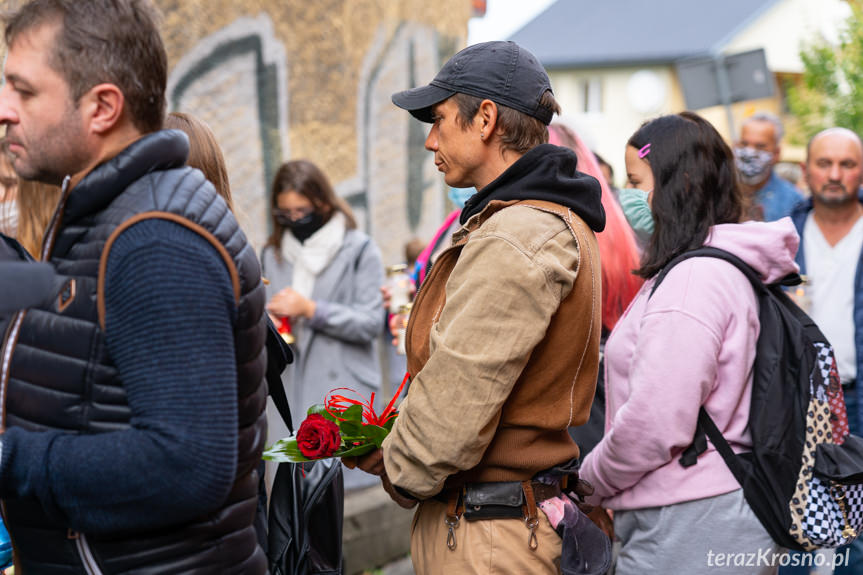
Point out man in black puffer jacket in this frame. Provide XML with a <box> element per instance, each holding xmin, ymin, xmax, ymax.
<box><xmin>0</xmin><ymin>1</ymin><xmax>268</xmax><ymax>573</ymax></box>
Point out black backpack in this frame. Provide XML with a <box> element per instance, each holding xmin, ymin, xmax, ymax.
<box><xmin>652</xmin><ymin>246</ymin><xmax>863</xmax><ymax>551</ymax></box>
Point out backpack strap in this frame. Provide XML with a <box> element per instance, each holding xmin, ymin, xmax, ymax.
<box><xmin>648</xmin><ymin>247</ymin><xmax>770</xmax><ymax>470</ymax></box>
<box><xmin>682</xmin><ymin>407</ymin><xmax>750</xmax><ymax>486</ymax></box>
<box><xmin>97</xmin><ymin>212</ymin><xmax>242</xmax><ymax>331</ymax></box>
<box><xmin>651</xmin><ymin>247</ymin><xmax>767</xmax><ymax>298</ymax></box>
<box><xmin>677</xmin><ymin>417</ymin><xmax>709</xmax><ymax>468</ymax></box>
<box><xmin>354</xmin><ymin>235</ymin><xmax>370</xmax><ymax>272</ymax></box>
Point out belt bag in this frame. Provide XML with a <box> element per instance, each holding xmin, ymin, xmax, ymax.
<box><xmin>463</xmin><ymin>482</ymin><xmax>525</xmax><ymax>520</ymax></box>
<box><xmin>461</xmin><ymin>480</ymin><xmax>562</xmax><ymax>521</ymax></box>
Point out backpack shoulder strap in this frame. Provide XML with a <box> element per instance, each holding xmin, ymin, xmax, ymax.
<box><xmin>650</xmin><ymin>246</ymin><xmax>766</xmax><ymax>298</ymax></box>
<box><xmin>649</xmin><ymin>247</ymin><xmax>767</xmax><ymax>470</ymax></box>
<box><xmin>688</xmin><ymin>406</ymin><xmax>749</xmax><ymax>485</ymax></box>
<box><xmin>97</xmin><ymin>212</ymin><xmax>242</xmax><ymax>331</ymax></box>
<box><xmin>353</xmin><ymin>234</ymin><xmax>371</xmax><ymax>272</ymax></box>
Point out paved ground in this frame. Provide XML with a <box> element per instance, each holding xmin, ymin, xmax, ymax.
<box><xmin>378</xmin><ymin>555</ymin><xmax>414</xmax><ymax>575</ymax></box>
<box><xmin>344</xmin><ymin>484</ymin><xmax>413</xmax><ymax>574</ymax></box>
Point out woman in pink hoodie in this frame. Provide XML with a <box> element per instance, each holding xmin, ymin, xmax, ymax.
<box><xmin>579</xmin><ymin>112</ymin><xmax>800</xmax><ymax>574</ymax></box>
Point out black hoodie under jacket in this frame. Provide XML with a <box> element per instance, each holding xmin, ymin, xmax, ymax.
<box><xmin>460</xmin><ymin>143</ymin><xmax>606</xmax><ymax>233</ymax></box>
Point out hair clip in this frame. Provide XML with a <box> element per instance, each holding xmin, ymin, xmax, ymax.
<box><xmin>638</xmin><ymin>143</ymin><xmax>651</xmax><ymax>159</ymax></box>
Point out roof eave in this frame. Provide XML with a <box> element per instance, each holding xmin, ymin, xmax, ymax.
<box><xmin>543</xmin><ymin>52</ymin><xmax>711</xmax><ymax>71</ymax></box>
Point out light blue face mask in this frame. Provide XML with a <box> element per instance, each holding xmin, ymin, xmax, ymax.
<box><xmin>617</xmin><ymin>188</ymin><xmax>654</xmax><ymax>244</ymax></box>
<box><xmin>448</xmin><ymin>187</ymin><xmax>475</xmax><ymax>210</ymax></box>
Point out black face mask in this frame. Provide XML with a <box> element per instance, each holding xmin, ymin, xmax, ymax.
<box><xmin>276</xmin><ymin>212</ymin><xmax>324</xmax><ymax>243</ymax></box>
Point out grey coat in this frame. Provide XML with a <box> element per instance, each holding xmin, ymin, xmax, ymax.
<box><xmin>261</xmin><ymin>228</ymin><xmax>384</xmax><ymax>427</ymax></box>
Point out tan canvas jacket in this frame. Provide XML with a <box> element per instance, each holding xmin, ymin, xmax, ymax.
<box><xmin>382</xmin><ymin>199</ymin><xmax>601</xmax><ymax>498</ymax></box>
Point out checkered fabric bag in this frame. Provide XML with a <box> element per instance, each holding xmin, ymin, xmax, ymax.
<box><xmin>653</xmin><ymin>247</ymin><xmax>863</xmax><ymax>552</ymax></box>
<box><xmin>788</xmin><ymin>342</ymin><xmax>863</xmax><ymax>550</ymax></box>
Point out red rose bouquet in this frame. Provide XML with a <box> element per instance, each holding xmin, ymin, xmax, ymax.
<box><xmin>263</xmin><ymin>374</ymin><xmax>408</xmax><ymax>463</ymax></box>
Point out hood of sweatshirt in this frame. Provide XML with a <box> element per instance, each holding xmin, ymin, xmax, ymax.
<box><xmin>704</xmin><ymin>217</ymin><xmax>800</xmax><ymax>284</ymax></box>
<box><xmin>460</xmin><ymin>144</ymin><xmax>606</xmax><ymax>232</ymax></box>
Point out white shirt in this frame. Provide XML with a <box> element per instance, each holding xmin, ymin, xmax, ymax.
<box><xmin>804</xmin><ymin>212</ymin><xmax>863</xmax><ymax>383</ymax></box>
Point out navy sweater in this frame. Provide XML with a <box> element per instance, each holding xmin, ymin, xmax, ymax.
<box><xmin>1</xmin><ymin>219</ymin><xmax>239</xmax><ymax>533</ymax></box>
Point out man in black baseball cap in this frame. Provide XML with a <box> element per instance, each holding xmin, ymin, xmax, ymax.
<box><xmin>355</xmin><ymin>41</ymin><xmax>608</xmax><ymax>574</ymax></box>
<box><xmin>392</xmin><ymin>40</ymin><xmax>556</xmax><ymax>125</ymax></box>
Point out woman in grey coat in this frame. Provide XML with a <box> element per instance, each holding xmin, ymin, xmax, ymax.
<box><xmin>261</xmin><ymin>160</ymin><xmax>384</xmax><ymax>490</ymax></box>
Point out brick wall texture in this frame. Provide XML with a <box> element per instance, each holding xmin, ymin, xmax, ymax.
<box><xmin>0</xmin><ymin>0</ymin><xmax>470</xmax><ymax>262</ymax></box>
<box><xmin>160</xmin><ymin>0</ymin><xmax>470</xmax><ymax>260</ymax></box>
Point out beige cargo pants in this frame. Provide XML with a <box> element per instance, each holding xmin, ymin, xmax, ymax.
<box><xmin>409</xmin><ymin>499</ymin><xmax>562</xmax><ymax>574</ymax></box>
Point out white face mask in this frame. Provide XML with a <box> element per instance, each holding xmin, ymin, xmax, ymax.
<box><xmin>734</xmin><ymin>146</ymin><xmax>773</xmax><ymax>185</ymax></box>
<box><xmin>0</xmin><ymin>198</ymin><xmax>19</xmax><ymax>238</ymax></box>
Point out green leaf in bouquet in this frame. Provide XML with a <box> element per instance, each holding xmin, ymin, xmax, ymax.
<box><xmin>339</xmin><ymin>404</ymin><xmax>364</xmax><ymax>422</ymax></box>
<box><xmin>261</xmin><ymin>437</ymin><xmax>312</xmax><ymax>463</ymax></box>
<box><xmin>336</xmin><ymin>442</ymin><xmax>377</xmax><ymax>458</ymax></box>
<box><xmin>307</xmin><ymin>404</ymin><xmax>339</xmax><ymax>423</ymax></box>
<box><xmin>383</xmin><ymin>414</ymin><xmax>397</xmax><ymax>432</ymax></box>
<box><xmin>338</xmin><ymin>419</ymin><xmax>367</xmax><ymax>437</ymax></box>
<box><xmin>361</xmin><ymin>424</ymin><xmax>390</xmax><ymax>448</ymax></box>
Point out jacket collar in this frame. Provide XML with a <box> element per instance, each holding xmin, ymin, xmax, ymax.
<box><xmin>452</xmin><ymin>199</ymin><xmax>520</xmax><ymax>245</ymax></box>
<box><xmin>62</xmin><ymin>130</ymin><xmax>190</xmax><ymax>225</ymax></box>
<box><xmin>459</xmin><ymin>143</ymin><xmax>605</xmax><ymax>232</ymax></box>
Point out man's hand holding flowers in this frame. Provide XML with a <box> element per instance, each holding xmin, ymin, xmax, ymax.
<box><xmin>346</xmin><ymin>448</ymin><xmax>416</xmax><ymax>510</ymax></box>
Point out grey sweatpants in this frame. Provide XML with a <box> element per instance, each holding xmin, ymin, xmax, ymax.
<box><xmin>613</xmin><ymin>489</ymin><xmax>781</xmax><ymax>574</ymax></box>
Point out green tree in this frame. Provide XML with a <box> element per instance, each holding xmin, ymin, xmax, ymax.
<box><xmin>786</xmin><ymin>0</ymin><xmax>863</xmax><ymax>144</ymax></box>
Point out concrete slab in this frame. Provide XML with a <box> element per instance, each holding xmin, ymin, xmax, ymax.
<box><xmin>343</xmin><ymin>483</ymin><xmax>415</xmax><ymax>575</ymax></box>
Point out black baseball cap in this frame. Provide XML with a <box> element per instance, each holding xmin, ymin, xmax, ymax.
<box><xmin>392</xmin><ymin>41</ymin><xmax>554</xmax><ymax>125</ymax></box>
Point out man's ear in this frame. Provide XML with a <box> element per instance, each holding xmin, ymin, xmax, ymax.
<box><xmin>477</xmin><ymin>99</ymin><xmax>499</xmax><ymax>138</ymax></box>
<box><xmin>80</xmin><ymin>83</ymin><xmax>125</xmax><ymax>135</ymax></box>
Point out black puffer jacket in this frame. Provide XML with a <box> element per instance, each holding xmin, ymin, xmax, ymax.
<box><xmin>0</xmin><ymin>130</ymin><xmax>268</xmax><ymax>574</ymax></box>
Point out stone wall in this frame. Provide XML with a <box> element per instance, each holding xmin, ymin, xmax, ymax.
<box><xmin>159</xmin><ymin>0</ymin><xmax>470</xmax><ymax>261</ymax></box>
<box><xmin>0</xmin><ymin>0</ymin><xmax>469</xmax><ymax>261</ymax></box>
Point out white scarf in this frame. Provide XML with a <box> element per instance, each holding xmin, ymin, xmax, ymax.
<box><xmin>0</xmin><ymin>199</ymin><xmax>18</xmax><ymax>238</ymax></box>
<box><xmin>279</xmin><ymin>211</ymin><xmax>347</xmax><ymax>299</ymax></box>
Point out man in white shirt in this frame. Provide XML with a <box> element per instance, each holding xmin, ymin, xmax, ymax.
<box><xmin>788</xmin><ymin>127</ymin><xmax>863</xmax><ymax>575</ymax></box>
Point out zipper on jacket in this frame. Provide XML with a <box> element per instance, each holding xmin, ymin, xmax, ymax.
<box><xmin>0</xmin><ymin>310</ymin><xmax>25</xmax><ymax>432</ymax></box>
<box><xmin>0</xmin><ymin>175</ymin><xmax>71</xmax><ymax>569</ymax></box>
<box><xmin>0</xmin><ymin>311</ymin><xmax>26</xmax><ymax>570</ymax></box>
<box><xmin>40</xmin><ymin>174</ymin><xmax>71</xmax><ymax>261</ymax></box>
<box><xmin>69</xmin><ymin>530</ymin><xmax>104</xmax><ymax>575</ymax></box>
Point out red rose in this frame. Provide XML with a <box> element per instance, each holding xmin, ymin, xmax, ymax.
<box><xmin>296</xmin><ymin>414</ymin><xmax>342</xmax><ymax>458</ymax></box>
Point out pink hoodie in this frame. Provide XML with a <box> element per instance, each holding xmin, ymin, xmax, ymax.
<box><xmin>579</xmin><ymin>219</ymin><xmax>800</xmax><ymax>511</ymax></box>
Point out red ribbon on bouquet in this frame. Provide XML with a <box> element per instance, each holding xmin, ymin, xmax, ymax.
<box><xmin>325</xmin><ymin>372</ymin><xmax>410</xmax><ymax>427</ymax></box>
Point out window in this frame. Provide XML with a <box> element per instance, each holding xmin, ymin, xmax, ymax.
<box><xmin>580</xmin><ymin>77</ymin><xmax>602</xmax><ymax>114</ymax></box>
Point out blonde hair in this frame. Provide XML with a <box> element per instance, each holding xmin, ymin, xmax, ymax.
<box><xmin>165</xmin><ymin>112</ymin><xmax>234</xmax><ymax>212</ymax></box>
<box><xmin>0</xmin><ymin>151</ymin><xmax>16</xmax><ymax>202</ymax></box>
<box><xmin>17</xmin><ymin>179</ymin><xmax>62</xmax><ymax>259</ymax></box>
<box><xmin>0</xmin><ymin>151</ymin><xmax>18</xmax><ymax>238</ymax></box>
